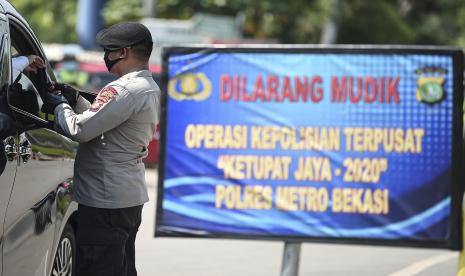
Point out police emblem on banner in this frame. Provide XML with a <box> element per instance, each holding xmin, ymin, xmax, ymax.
<box><xmin>168</xmin><ymin>73</ymin><xmax>211</xmax><ymax>101</ymax></box>
<box><xmin>415</xmin><ymin>67</ymin><xmax>446</xmax><ymax>105</ymax></box>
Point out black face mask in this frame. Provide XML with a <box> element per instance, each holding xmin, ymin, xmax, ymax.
<box><xmin>104</xmin><ymin>50</ymin><xmax>124</xmax><ymax>72</ymax></box>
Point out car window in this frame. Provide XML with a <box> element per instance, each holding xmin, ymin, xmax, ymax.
<box><xmin>9</xmin><ymin>23</ymin><xmax>40</xmax><ymax>87</ymax></box>
<box><xmin>0</xmin><ymin>34</ymin><xmax>9</xmax><ymax>95</ymax></box>
<box><xmin>10</xmin><ymin>44</ymin><xmax>17</xmax><ymax>56</ymax></box>
<box><xmin>0</xmin><ymin>17</ymin><xmax>9</xmax><ymax>98</ymax></box>
<box><xmin>0</xmin><ymin>33</ymin><xmax>12</xmax><ymax>140</ymax></box>
<box><xmin>8</xmin><ymin>18</ymin><xmax>55</xmax><ymax>95</ymax></box>
<box><xmin>6</xmin><ymin>19</ymin><xmax>48</xmax><ymax>127</ymax></box>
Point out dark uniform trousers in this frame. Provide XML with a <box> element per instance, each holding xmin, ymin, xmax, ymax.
<box><xmin>76</xmin><ymin>204</ymin><xmax>143</xmax><ymax>276</ymax></box>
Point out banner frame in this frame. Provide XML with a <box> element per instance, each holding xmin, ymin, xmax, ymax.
<box><xmin>155</xmin><ymin>44</ymin><xmax>465</xmax><ymax>250</ymax></box>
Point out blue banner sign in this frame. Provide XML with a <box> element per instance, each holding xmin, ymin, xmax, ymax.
<box><xmin>156</xmin><ymin>46</ymin><xmax>464</xmax><ymax>249</ymax></box>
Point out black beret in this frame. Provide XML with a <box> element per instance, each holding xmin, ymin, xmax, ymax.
<box><xmin>96</xmin><ymin>22</ymin><xmax>153</xmax><ymax>51</ymax></box>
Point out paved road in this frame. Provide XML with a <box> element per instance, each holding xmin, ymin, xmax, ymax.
<box><xmin>136</xmin><ymin>168</ymin><xmax>458</xmax><ymax>276</ymax></box>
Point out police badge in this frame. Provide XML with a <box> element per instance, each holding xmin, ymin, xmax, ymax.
<box><xmin>416</xmin><ymin>77</ymin><xmax>445</xmax><ymax>104</ymax></box>
<box><xmin>168</xmin><ymin>73</ymin><xmax>212</xmax><ymax>101</ymax></box>
<box><xmin>90</xmin><ymin>86</ymin><xmax>119</xmax><ymax>112</ymax></box>
<box><xmin>415</xmin><ymin>66</ymin><xmax>446</xmax><ymax>105</ymax></box>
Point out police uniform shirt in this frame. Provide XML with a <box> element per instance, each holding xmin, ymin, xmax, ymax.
<box><xmin>54</xmin><ymin>70</ymin><xmax>160</xmax><ymax>208</ymax></box>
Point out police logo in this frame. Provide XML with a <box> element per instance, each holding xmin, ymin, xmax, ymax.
<box><xmin>168</xmin><ymin>73</ymin><xmax>211</xmax><ymax>101</ymax></box>
<box><xmin>416</xmin><ymin>76</ymin><xmax>445</xmax><ymax>104</ymax></box>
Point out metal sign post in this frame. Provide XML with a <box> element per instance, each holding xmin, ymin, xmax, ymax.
<box><xmin>280</xmin><ymin>242</ymin><xmax>301</xmax><ymax>276</ymax></box>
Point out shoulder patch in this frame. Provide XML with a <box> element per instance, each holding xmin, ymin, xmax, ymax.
<box><xmin>90</xmin><ymin>86</ymin><xmax>119</xmax><ymax>112</ymax></box>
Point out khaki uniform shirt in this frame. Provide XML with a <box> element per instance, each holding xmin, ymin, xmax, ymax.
<box><xmin>54</xmin><ymin>70</ymin><xmax>160</xmax><ymax>208</ymax></box>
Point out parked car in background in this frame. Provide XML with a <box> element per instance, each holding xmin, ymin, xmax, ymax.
<box><xmin>54</xmin><ymin>59</ymin><xmax>161</xmax><ymax>165</ymax></box>
<box><xmin>145</xmin><ymin>123</ymin><xmax>160</xmax><ymax>164</ymax></box>
<box><xmin>0</xmin><ymin>1</ymin><xmax>77</xmax><ymax>275</ymax></box>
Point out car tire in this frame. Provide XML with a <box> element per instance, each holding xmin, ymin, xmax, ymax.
<box><xmin>51</xmin><ymin>223</ymin><xmax>75</xmax><ymax>276</ymax></box>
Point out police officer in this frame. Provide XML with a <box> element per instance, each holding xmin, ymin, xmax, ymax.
<box><xmin>43</xmin><ymin>22</ymin><xmax>160</xmax><ymax>276</ymax></box>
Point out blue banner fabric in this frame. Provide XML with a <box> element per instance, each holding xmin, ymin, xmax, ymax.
<box><xmin>156</xmin><ymin>47</ymin><xmax>464</xmax><ymax>248</ymax></box>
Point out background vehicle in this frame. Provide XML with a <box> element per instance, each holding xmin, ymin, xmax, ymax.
<box><xmin>0</xmin><ymin>1</ymin><xmax>77</xmax><ymax>275</ymax></box>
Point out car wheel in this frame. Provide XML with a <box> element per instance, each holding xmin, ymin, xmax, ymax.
<box><xmin>51</xmin><ymin>223</ymin><xmax>75</xmax><ymax>276</ymax></box>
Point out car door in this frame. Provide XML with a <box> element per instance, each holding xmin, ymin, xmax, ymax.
<box><xmin>1</xmin><ymin>14</ymin><xmax>74</xmax><ymax>276</ymax></box>
<box><xmin>0</xmin><ymin>7</ymin><xmax>15</xmax><ymax>276</ymax></box>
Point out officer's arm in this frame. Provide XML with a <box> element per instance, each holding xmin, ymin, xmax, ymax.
<box><xmin>53</xmin><ymin>86</ymin><xmax>135</xmax><ymax>143</ymax></box>
<box><xmin>74</xmin><ymin>95</ymin><xmax>91</xmax><ymax>114</ymax></box>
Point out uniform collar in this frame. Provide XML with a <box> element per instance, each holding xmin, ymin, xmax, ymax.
<box><xmin>120</xmin><ymin>69</ymin><xmax>152</xmax><ymax>80</ymax></box>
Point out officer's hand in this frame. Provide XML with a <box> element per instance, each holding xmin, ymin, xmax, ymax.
<box><xmin>49</xmin><ymin>82</ymin><xmax>79</xmax><ymax>108</ymax></box>
<box><xmin>41</xmin><ymin>92</ymin><xmax>68</xmax><ymax>114</ymax></box>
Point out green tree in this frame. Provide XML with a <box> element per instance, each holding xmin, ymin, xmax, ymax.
<box><xmin>337</xmin><ymin>0</ymin><xmax>465</xmax><ymax>47</ymax></box>
<box><xmin>155</xmin><ymin>0</ymin><xmax>465</xmax><ymax>47</ymax></box>
<box><xmin>102</xmin><ymin>0</ymin><xmax>144</xmax><ymax>26</ymax></box>
<box><xmin>8</xmin><ymin>0</ymin><xmax>465</xmax><ymax>47</ymax></box>
<box><xmin>9</xmin><ymin>0</ymin><xmax>144</xmax><ymax>43</ymax></box>
<box><xmin>337</xmin><ymin>0</ymin><xmax>414</xmax><ymax>44</ymax></box>
<box><xmin>156</xmin><ymin>0</ymin><xmax>330</xmax><ymax>43</ymax></box>
<box><xmin>401</xmin><ymin>0</ymin><xmax>464</xmax><ymax>46</ymax></box>
<box><xmin>9</xmin><ymin>0</ymin><xmax>78</xmax><ymax>43</ymax></box>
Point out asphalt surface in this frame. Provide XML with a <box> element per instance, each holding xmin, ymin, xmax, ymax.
<box><xmin>136</xmin><ymin>168</ymin><xmax>459</xmax><ymax>276</ymax></box>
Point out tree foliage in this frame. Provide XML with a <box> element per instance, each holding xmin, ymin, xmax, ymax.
<box><xmin>337</xmin><ymin>0</ymin><xmax>465</xmax><ymax>46</ymax></box>
<box><xmin>156</xmin><ymin>0</ymin><xmax>330</xmax><ymax>43</ymax></box>
<box><xmin>7</xmin><ymin>0</ymin><xmax>465</xmax><ymax>48</ymax></box>
<box><xmin>9</xmin><ymin>0</ymin><xmax>78</xmax><ymax>43</ymax></box>
<box><xmin>102</xmin><ymin>0</ymin><xmax>144</xmax><ymax>26</ymax></box>
<box><xmin>9</xmin><ymin>0</ymin><xmax>144</xmax><ymax>43</ymax></box>
<box><xmin>156</xmin><ymin>0</ymin><xmax>465</xmax><ymax>47</ymax></box>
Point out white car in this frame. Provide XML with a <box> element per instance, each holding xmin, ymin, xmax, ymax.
<box><xmin>0</xmin><ymin>1</ymin><xmax>77</xmax><ymax>275</ymax></box>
